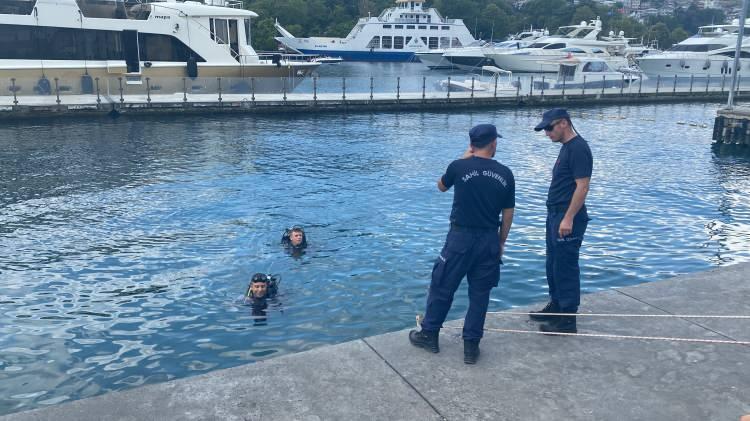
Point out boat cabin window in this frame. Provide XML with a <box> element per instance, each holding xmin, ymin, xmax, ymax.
<box><xmin>558</xmin><ymin>64</ymin><xmax>576</xmax><ymax>82</ymax></box>
<box><xmin>0</xmin><ymin>0</ymin><xmax>36</xmax><ymax>15</ymax></box>
<box><xmin>394</xmin><ymin>36</ymin><xmax>404</xmax><ymax>49</ymax></box>
<box><xmin>543</xmin><ymin>43</ymin><xmax>566</xmax><ymax>49</ymax></box>
<box><xmin>244</xmin><ymin>18</ymin><xmax>251</xmax><ymax>46</ymax></box>
<box><xmin>668</xmin><ymin>44</ymin><xmax>725</xmax><ymax>52</ymax></box>
<box><xmin>366</xmin><ymin>36</ymin><xmax>380</xmax><ymax>49</ymax></box>
<box><xmin>395</xmin><ymin>25</ymin><xmax>403</xmax><ymax>29</ymax></box>
<box><xmin>562</xmin><ymin>48</ymin><xmax>586</xmax><ymax>53</ymax></box>
<box><xmin>382</xmin><ymin>36</ymin><xmax>392</xmax><ymax>49</ymax></box>
<box><xmin>430</xmin><ymin>25</ymin><xmax>438</xmax><ymax>30</ymax></box>
<box><xmin>429</xmin><ymin>37</ymin><xmax>438</xmax><ymax>49</ymax></box>
<box><xmin>407</xmin><ymin>25</ymin><xmax>415</xmax><ymax>29</ymax></box>
<box><xmin>591</xmin><ymin>48</ymin><xmax>605</xmax><ymax>54</ymax></box>
<box><xmin>713</xmin><ymin>50</ymin><xmax>750</xmax><ymax>58</ymax></box>
<box><xmin>582</xmin><ymin>61</ymin><xmax>610</xmax><ymax>72</ymax></box>
<box><xmin>418</xmin><ymin>25</ymin><xmax>426</xmax><ymax>29</ymax></box>
<box><xmin>0</xmin><ymin>24</ymin><xmax>204</xmax><ymax>62</ymax></box>
<box><xmin>528</xmin><ymin>42</ymin><xmax>548</xmax><ymax>49</ymax></box>
<box><xmin>440</xmin><ymin>37</ymin><xmax>450</xmax><ymax>48</ymax></box>
<box><xmin>75</xmin><ymin>0</ymin><xmax>151</xmax><ymax>20</ymax></box>
<box><xmin>451</xmin><ymin>38</ymin><xmax>462</xmax><ymax>47</ymax></box>
<box><xmin>382</xmin><ymin>24</ymin><xmax>392</xmax><ymax>29</ymax></box>
<box><xmin>554</xmin><ymin>26</ymin><xmax>576</xmax><ymax>37</ymax></box>
<box><xmin>405</xmin><ymin>36</ymin><xmax>412</xmax><ymax>45</ymax></box>
<box><xmin>211</xmin><ymin>18</ymin><xmax>229</xmax><ymax>44</ymax></box>
<box><xmin>442</xmin><ymin>26</ymin><xmax>449</xmax><ymax>30</ymax></box>
<box><xmin>574</xmin><ymin>28</ymin><xmax>595</xmax><ymax>38</ymax></box>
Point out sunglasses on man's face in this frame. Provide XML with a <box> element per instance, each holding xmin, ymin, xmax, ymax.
<box><xmin>543</xmin><ymin>120</ymin><xmax>561</xmax><ymax>132</ymax></box>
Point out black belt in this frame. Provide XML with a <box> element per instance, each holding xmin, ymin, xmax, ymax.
<box><xmin>450</xmin><ymin>223</ymin><xmax>498</xmax><ymax>233</ymax></box>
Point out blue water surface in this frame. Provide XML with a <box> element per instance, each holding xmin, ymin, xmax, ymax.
<box><xmin>1</xmin><ymin>94</ymin><xmax>750</xmax><ymax>414</ymax></box>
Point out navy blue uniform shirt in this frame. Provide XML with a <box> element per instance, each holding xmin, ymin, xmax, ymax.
<box><xmin>547</xmin><ymin>135</ymin><xmax>593</xmax><ymax>207</ymax></box>
<box><xmin>441</xmin><ymin>156</ymin><xmax>515</xmax><ymax>229</ymax></box>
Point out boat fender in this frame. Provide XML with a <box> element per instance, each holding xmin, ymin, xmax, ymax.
<box><xmin>679</xmin><ymin>59</ymin><xmax>685</xmax><ymax>68</ymax></box>
<box><xmin>35</xmin><ymin>77</ymin><xmax>51</xmax><ymax>95</ymax></box>
<box><xmin>272</xmin><ymin>54</ymin><xmax>282</xmax><ymax>67</ymax></box>
<box><xmin>721</xmin><ymin>60</ymin><xmax>728</xmax><ymax>74</ymax></box>
<box><xmin>703</xmin><ymin>59</ymin><xmax>711</xmax><ymax>70</ymax></box>
<box><xmin>80</xmin><ymin>74</ymin><xmax>94</xmax><ymax>95</ymax></box>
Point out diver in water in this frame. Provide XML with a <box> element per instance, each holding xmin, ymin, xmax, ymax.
<box><xmin>245</xmin><ymin>273</ymin><xmax>281</xmax><ymax>325</ymax></box>
<box><xmin>281</xmin><ymin>226</ymin><xmax>307</xmax><ymax>256</ymax></box>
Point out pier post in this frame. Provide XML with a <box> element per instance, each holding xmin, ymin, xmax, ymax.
<box><xmin>217</xmin><ymin>77</ymin><xmax>223</xmax><ymax>104</ymax></box>
<box><xmin>397</xmin><ymin>76</ymin><xmax>401</xmax><ymax>102</ymax></box>
<box><xmin>118</xmin><ymin>77</ymin><xmax>124</xmax><ymax>103</ymax></box>
<box><xmin>689</xmin><ymin>74</ymin><xmax>694</xmax><ymax>93</ymax></box>
<box><xmin>638</xmin><ymin>74</ymin><xmax>642</xmax><ymax>96</ymax></box>
<box><xmin>601</xmin><ymin>75</ymin><xmax>605</xmax><ymax>95</ymax></box>
<box><xmin>540</xmin><ymin>76</ymin><xmax>545</xmax><ymax>99</ymax></box>
<box><xmin>313</xmin><ymin>77</ymin><xmax>318</xmax><ymax>104</ymax></box>
<box><xmin>672</xmin><ymin>74</ymin><xmax>677</xmax><ymax>94</ymax></box>
<box><xmin>515</xmin><ymin>76</ymin><xmax>520</xmax><ymax>100</ymax></box>
<box><xmin>493</xmin><ymin>75</ymin><xmax>498</xmax><ymax>100</ymax></box>
<box><xmin>183</xmin><ymin>78</ymin><xmax>188</xmax><ymax>103</ymax></box>
<box><xmin>342</xmin><ymin>77</ymin><xmax>346</xmax><ymax>101</ymax></box>
<box><xmin>370</xmin><ymin>77</ymin><xmax>374</xmax><ymax>102</ymax></box>
<box><xmin>620</xmin><ymin>74</ymin><xmax>624</xmax><ymax>96</ymax></box>
<box><xmin>11</xmin><ymin>78</ymin><xmax>18</xmax><ymax>106</ymax></box>
<box><xmin>562</xmin><ymin>77</ymin><xmax>566</xmax><ymax>97</ymax></box>
<box><xmin>422</xmin><ymin>76</ymin><xmax>426</xmax><ymax>102</ymax></box>
<box><xmin>251</xmin><ymin>77</ymin><xmax>255</xmax><ymax>104</ymax></box>
<box><xmin>54</xmin><ymin>78</ymin><xmax>61</xmax><ymax>105</ymax></box>
<box><xmin>95</xmin><ymin>78</ymin><xmax>101</xmax><ymax>106</ymax></box>
<box><xmin>529</xmin><ymin>76</ymin><xmax>534</xmax><ymax>97</ymax></box>
<box><xmin>721</xmin><ymin>74</ymin><xmax>726</xmax><ymax>93</ymax></box>
<box><xmin>582</xmin><ymin>75</ymin><xmax>586</xmax><ymax>96</ymax></box>
<box><xmin>471</xmin><ymin>76</ymin><xmax>475</xmax><ymax>100</ymax></box>
<box><xmin>447</xmin><ymin>77</ymin><xmax>451</xmax><ymax>102</ymax></box>
<box><xmin>146</xmin><ymin>77</ymin><xmax>151</xmax><ymax>105</ymax></box>
<box><xmin>656</xmin><ymin>75</ymin><xmax>660</xmax><ymax>95</ymax></box>
<box><xmin>283</xmin><ymin>77</ymin><xmax>287</xmax><ymax>102</ymax></box>
<box><xmin>706</xmin><ymin>74</ymin><xmax>710</xmax><ymax>93</ymax></box>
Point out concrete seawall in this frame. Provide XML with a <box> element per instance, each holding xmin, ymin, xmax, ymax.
<box><xmin>2</xmin><ymin>263</ymin><xmax>749</xmax><ymax>420</ymax></box>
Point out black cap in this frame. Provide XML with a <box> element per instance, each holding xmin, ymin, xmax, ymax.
<box><xmin>534</xmin><ymin>108</ymin><xmax>571</xmax><ymax>131</ymax></box>
<box><xmin>469</xmin><ymin>124</ymin><xmax>501</xmax><ymax>146</ymax></box>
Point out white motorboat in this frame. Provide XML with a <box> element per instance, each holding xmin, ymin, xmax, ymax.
<box><xmin>486</xmin><ymin>18</ymin><xmax>629</xmax><ymax>73</ymax></box>
<box><xmin>312</xmin><ymin>56</ymin><xmax>344</xmax><ymax>64</ymax></box>
<box><xmin>0</xmin><ymin>0</ymin><xmax>320</xmax><ymax>95</ymax></box>
<box><xmin>532</xmin><ymin>57</ymin><xmax>641</xmax><ymax>90</ymax></box>
<box><xmin>437</xmin><ymin>65</ymin><xmax>517</xmax><ymax>94</ymax></box>
<box><xmin>275</xmin><ymin>0</ymin><xmax>477</xmax><ymax>62</ymax></box>
<box><xmin>636</xmin><ymin>20</ymin><xmax>750</xmax><ymax>78</ymax></box>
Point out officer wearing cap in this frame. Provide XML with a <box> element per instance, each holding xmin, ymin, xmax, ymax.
<box><xmin>528</xmin><ymin>108</ymin><xmax>592</xmax><ymax>334</ymax></box>
<box><xmin>409</xmin><ymin>124</ymin><xmax>515</xmax><ymax>364</ymax></box>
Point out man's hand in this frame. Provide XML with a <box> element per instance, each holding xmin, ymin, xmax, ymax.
<box><xmin>558</xmin><ymin>216</ymin><xmax>573</xmax><ymax>238</ymax></box>
<box><xmin>499</xmin><ymin>241</ymin><xmax>505</xmax><ymax>263</ymax></box>
<box><xmin>461</xmin><ymin>146</ymin><xmax>474</xmax><ymax>159</ymax></box>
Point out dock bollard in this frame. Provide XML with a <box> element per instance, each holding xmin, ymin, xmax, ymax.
<box><xmin>705</xmin><ymin>74</ymin><xmax>710</xmax><ymax>93</ymax></box>
<box><xmin>601</xmin><ymin>75</ymin><xmax>605</xmax><ymax>95</ymax></box>
<box><xmin>494</xmin><ymin>75</ymin><xmax>498</xmax><ymax>99</ymax></box>
<box><xmin>119</xmin><ymin>77</ymin><xmax>124</xmax><ymax>103</ymax></box>
<box><xmin>183</xmin><ymin>78</ymin><xmax>188</xmax><ymax>103</ymax></box>
<box><xmin>582</xmin><ymin>75</ymin><xmax>586</xmax><ymax>95</ymax></box>
<box><xmin>283</xmin><ymin>77</ymin><xmax>287</xmax><ymax>102</ymax></box>
<box><xmin>95</xmin><ymin>78</ymin><xmax>101</xmax><ymax>105</ymax></box>
<box><xmin>251</xmin><ymin>77</ymin><xmax>255</xmax><ymax>104</ymax></box>
<box><xmin>146</xmin><ymin>77</ymin><xmax>151</xmax><ymax>104</ymax></box>
<box><xmin>516</xmin><ymin>76</ymin><xmax>520</xmax><ymax>100</ymax></box>
<box><xmin>562</xmin><ymin>77</ymin><xmax>566</xmax><ymax>97</ymax></box>
<box><xmin>529</xmin><ymin>76</ymin><xmax>533</xmax><ymax>97</ymax></box>
<box><xmin>447</xmin><ymin>77</ymin><xmax>451</xmax><ymax>101</ymax></box>
<box><xmin>217</xmin><ymin>77</ymin><xmax>222</xmax><ymax>104</ymax></box>
<box><xmin>397</xmin><ymin>76</ymin><xmax>400</xmax><ymax>102</ymax></box>
<box><xmin>10</xmin><ymin>78</ymin><xmax>17</xmax><ymax>106</ymax></box>
<box><xmin>638</xmin><ymin>74</ymin><xmax>642</xmax><ymax>96</ymax></box>
<box><xmin>689</xmin><ymin>74</ymin><xmax>694</xmax><ymax>93</ymax></box>
<box><xmin>540</xmin><ymin>75</ymin><xmax>545</xmax><ymax>99</ymax></box>
<box><xmin>721</xmin><ymin>74</ymin><xmax>726</xmax><ymax>93</ymax></box>
<box><xmin>342</xmin><ymin>77</ymin><xmax>346</xmax><ymax>101</ymax></box>
<box><xmin>422</xmin><ymin>76</ymin><xmax>426</xmax><ymax>102</ymax></box>
<box><xmin>54</xmin><ymin>78</ymin><xmax>61</xmax><ymax>105</ymax></box>
<box><xmin>370</xmin><ymin>77</ymin><xmax>374</xmax><ymax>102</ymax></box>
<box><xmin>620</xmin><ymin>74</ymin><xmax>624</xmax><ymax>96</ymax></box>
<box><xmin>471</xmin><ymin>76</ymin><xmax>475</xmax><ymax>99</ymax></box>
<box><xmin>673</xmin><ymin>74</ymin><xmax>677</xmax><ymax>94</ymax></box>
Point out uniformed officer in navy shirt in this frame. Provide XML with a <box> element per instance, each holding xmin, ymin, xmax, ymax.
<box><xmin>410</xmin><ymin>124</ymin><xmax>515</xmax><ymax>364</ymax></box>
<box><xmin>529</xmin><ymin>108</ymin><xmax>592</xmax><ymax>334</ymax></box>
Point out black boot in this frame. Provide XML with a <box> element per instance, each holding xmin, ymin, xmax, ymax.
<box><xmin>529</xmin><ymin>301</ymin><xmax>559</xmax><ymax>322</ymax></box>
<box><xmin>539</xmin><ymin>314</ymin><xmax>577</xmax><ymax>334</ymax></box>
<box><xmin>409</xmin><ymin>329</ymin><xmax>439</xmax><ymax>353</ymax></box>
<box><xmin>463</xmin><ymin>339</ymin><xmax>480</xmax><ymax>364</ymax></box>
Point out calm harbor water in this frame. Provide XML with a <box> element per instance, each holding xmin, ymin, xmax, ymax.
<box><xmin>2</xmin><ymin>64</ymin><xmax>750</xmax><ymax>415</ymax></box>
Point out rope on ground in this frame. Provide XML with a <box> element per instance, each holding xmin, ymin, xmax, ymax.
<box><xmin>485</xmin><ymin>311</ymin><xmax>750</xmax><ymax>319</ymax></box>
<box><xmin>439</xmin><ymin>325</ymin><xmax>750</xmax><ymax>346</ymax></box>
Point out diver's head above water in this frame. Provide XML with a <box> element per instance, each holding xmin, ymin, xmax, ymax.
<box><xmin>246</xmin><ymin>273</ymin><xmax>280</xmax><ymax>300</ymax></box>
<box><xmin>282</xmin><ymin>226</ymin><xmax>307</xmax><ymax>249</ymax></box>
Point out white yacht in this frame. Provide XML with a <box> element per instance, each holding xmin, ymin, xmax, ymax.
<box><xmin>274</xmin><ymin>0</ymin><xmax>477</xmax><ymax>62</ymax></box>
<box><xmin>487</xmin><ymin>18</ymin><xmax>628</xmax><ymax>73</ymax></box>
<box><xmin>636</xmin><ymin>20</ymin><xmax>750</xmax><ymax>78</ymax></box>
<box><xmin>0</xmin><ymin>0</ymin><xmax>319</xmax><ymax>95</ymax></box>
<box><xmin>532</xmin><ymin>57</ymin><xmax>640</xmax><ymax>90</ymax></box>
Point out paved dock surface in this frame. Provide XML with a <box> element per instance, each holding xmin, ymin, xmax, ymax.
<box><xmin>3</xmin><ymin>263</ymin><xmax>749</xmax><ymax>420</ymax></box>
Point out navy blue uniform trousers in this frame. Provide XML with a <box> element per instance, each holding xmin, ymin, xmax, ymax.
<box><xmin>546</xmin><ymin>207</ymin><xmax>589</xmax><ymax>312</ymax></box>
<box><xmin>421</xmin><ymin>228</ymin><xmax>500</xmax><ymax>340</ymax></box>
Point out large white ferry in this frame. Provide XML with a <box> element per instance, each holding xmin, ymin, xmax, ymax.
<box><xmin>636</xmin><ymin>20</ymin><xmax>750</xmax><ymax>78</ymax></box>
<box><xmin>0</xmin><ymin>0</ymin><xmax>319</xmax><ymax>94</ymax></box>
<box><xmin>274</xmin><ymin>0</ymin><xmax>477</xmax><ymax>62</ymax></box>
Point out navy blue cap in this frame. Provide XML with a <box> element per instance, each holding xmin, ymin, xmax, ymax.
<box><xmin>534</xmin><ymin>108</ymin><xmax>571</xmax><ymax>131</ymax></box>
<box><xmin>469</xmin><ymin>124</ymin><xmax>500</xmax><ymax>146</ymax></box>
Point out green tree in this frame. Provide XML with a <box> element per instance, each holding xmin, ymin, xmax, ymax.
<box><xmin>670</xmin><ymin>27</ymin><xmax>690</xmax><ymax>44</ymax></box>
<box><xmin>646</xmin><ymin>22</ymin><xmax>671</xmax><ymax>49</ymax></box>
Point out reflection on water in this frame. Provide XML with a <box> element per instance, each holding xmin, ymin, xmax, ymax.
<box><xmin>1</xmin><ymin>101</ymin><xmax>749</xmax><ymax>415</ymax></box>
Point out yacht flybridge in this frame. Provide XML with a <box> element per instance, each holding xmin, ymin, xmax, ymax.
<box><xmin>0</xmin><ymin>0</ymin><xmax>319</xmax><ymax>94</ymax></box>
<box><xmin>274</xmin><ymin>0</ymin><xmax>477</xmax><ymax>62</ymax></box>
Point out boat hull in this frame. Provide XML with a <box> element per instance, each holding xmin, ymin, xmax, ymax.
<box><xmin>295</xmin><ymin>48</ymin><xmax>416</xmax><ymax>62</ymax></box>
<box><xmin>636</xmin><ymin>55</ymin><xmax>750</xmax><ymax>78</ymax></box>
